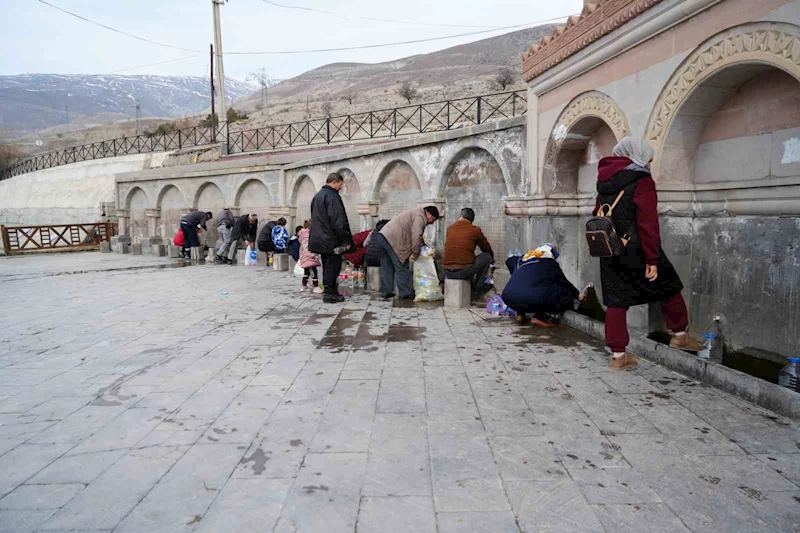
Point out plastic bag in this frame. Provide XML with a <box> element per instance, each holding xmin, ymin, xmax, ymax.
<box><xmin>244</xmin><ymin>245</ymin><xmax>257</xmax><ymax>266</ymax></box>
<box><xmin>486</xmin><ymin>294</ymin><xmax>515</xmax><ymax>317</ymax></box>
<box><xmin>294</xmin><ymin>263</ymin><xmax>304</xmax><ymax>278</ymax></box>
<box><xmin>413</xmin><ymin>246</ymin><xmax>443</xmax><ymax>302</ymax></box>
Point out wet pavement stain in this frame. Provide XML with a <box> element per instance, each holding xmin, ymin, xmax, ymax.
<box><xmin>302</xmin><ymin>485</ymin><xmax>329</xmax><ymax>494</ymax></box>
<box><xmin>241</xmin><ymin>448</ymin><xmax>269</xmax><ymax>475</ymax></box>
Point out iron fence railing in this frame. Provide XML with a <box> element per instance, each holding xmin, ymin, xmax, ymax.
<box><xmin>227</xmin><ymin>90</ymin><xmax>527</xmax><ymax>154</ymax></box>
<box><xmin>1</xmin><ymin>90</ymin><xmax>527</xmax><ymax>180</ymax></box>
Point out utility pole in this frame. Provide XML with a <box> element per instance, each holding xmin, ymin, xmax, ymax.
<box><xmin>135</xmin><ymin>102</ymin><xmax>141</xmax><ymax>134</ymax></box>
<box><xmin>212</xmin><ymin>0</ymin><xmax>227</xmax><ymax>123</ymax></box>
<box><xmin>210</xmin><ymin>44</ymin><xmax>216</xmax><ymax>127</ymax></box>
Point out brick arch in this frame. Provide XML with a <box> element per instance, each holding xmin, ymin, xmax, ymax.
<box><xmin>646</xmin><ymin>22</ymin><xmax>800</xmax><ymax>170</ymax></box>
<box><xmin>432</xmin><ymin>138</ymin><xmax>513</xmax><ymax>199</ymax></box>
<box><xmin>369</xmin><ymin>153</ymin><xmax>426</xmax><ymax>202</ymax></box>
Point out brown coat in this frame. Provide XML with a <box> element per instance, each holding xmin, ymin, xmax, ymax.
<box><xmin>443</xmin><ymin>219</ymin><xmax>493</xmax><ymax>270</ymax></box>
<box><xmin>379</xmin><ymin>208</ymin><xmax>428</xmax><ymax>263</ymax></box>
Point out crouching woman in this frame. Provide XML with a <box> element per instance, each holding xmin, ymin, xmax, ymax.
<box><xmin>502</xmin><ymin>244</ymin><xmax>589</xmax><ymax>327</ymax></box>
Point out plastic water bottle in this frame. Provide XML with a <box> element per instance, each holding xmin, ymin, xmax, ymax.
<box><xmin>779</xmin><ymin>358</ymin><xmax>800</xmax><ymax>392</ymax></box>
<box><xmin>697</xmin><ymin>334</ymin><xmax>714</xmax><ymax>360</ymax></box>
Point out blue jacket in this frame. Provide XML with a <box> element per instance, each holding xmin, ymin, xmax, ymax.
<box><xmin>502</xmin><ymin>256</ymin><xmax>579</xmax><ymax>314</ymax></box>
<box><xmin>272</xmin><ymin>225</ymin><xmax>289</xmax><ymax>250</ymax></box>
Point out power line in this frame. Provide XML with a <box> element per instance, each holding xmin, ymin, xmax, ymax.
<box><xmin>226</xmin><ymin>16</ymin><xmax>571</xmax><ymax>55</ymax></box>
<box><xmin>101</xmin><ymin>54</ymin><xmax>206</xmax><ymax>75</ymax></box>
<box><xmin>260</xmin><ymin>0</ymin><xmax>504</xmax><ymax>29</ymax></box>
<box><xmin>38</xmin><ymin>0</ymin><xmax>204</xmax><ymax>53</ymax></box>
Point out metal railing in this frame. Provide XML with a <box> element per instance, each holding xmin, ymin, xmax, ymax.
<box><xmin>227</xmin><ymin>91</ymin><xmax>527</xmax><ymax>154</ymax></box>
<box><xmin>0</xmin><ymin>222</ymin><xmax>117</xmax><ymax>254</ymax></box>
<box><xmin>1</xmin><ymin>90</ymin><xmax>527</xmax><ymax>180</ymax></box>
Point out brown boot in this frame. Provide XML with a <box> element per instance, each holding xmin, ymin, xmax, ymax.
<box><xmin>531</xmin><ymin>318</ymin><xmax>556</xmax><ymax>328</ymax></box>
<box><xmin>669</xmin><ymin>333</ymin><xmax>703</xmax><ymax>352</ymax></box>
<box><xmin>608</xmin><ymin>353</ymin><xmax>638</xmax><ymax>371</ymax></box>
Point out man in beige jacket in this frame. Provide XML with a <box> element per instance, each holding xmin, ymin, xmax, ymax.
<box><xmin>374</xmin><ymin>206</ymin><xmax>440</xmax><ymax>299</ymax></box>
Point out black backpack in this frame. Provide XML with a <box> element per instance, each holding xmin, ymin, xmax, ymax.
<box><xmin>586</xmin><ymin>189</ymin><xmax>633</xmax><ymax>257</ymax></box>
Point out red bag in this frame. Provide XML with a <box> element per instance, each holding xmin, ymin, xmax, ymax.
<box><xmin>173</xmin><ymin>228</ymin><xmax>185</xmax><ymax>247</ymax></box>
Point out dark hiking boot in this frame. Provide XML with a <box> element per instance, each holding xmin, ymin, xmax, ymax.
<box><xmin>323</xmin><ymin>294</ymin><xmax>345</xmax><ymax>304</ymax></box>
<box><xmin>608</xmin><ymin>354</ymin><xmax>638</xmax><ymax>371</ymax></box>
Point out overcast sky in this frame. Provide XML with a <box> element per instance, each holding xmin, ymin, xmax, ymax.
<box><xmin>2</xmin><ymin>0</ymin><xmax>583</xmax><ymax>81</ymax></box>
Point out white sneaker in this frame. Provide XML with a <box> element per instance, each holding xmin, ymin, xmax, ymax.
<box><xmin>300</xmin><ymin>286</ymin><xmax>309</xmax><ymax>292</ymax></box>
<box><xmin>313</xmin><ymin>286</ymin><xmax>323</xmax><ymax>294</ymax></box>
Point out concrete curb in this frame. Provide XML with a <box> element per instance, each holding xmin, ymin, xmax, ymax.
<box><xmin>561</xmin><ymin>311</ymin><xmax>800</xmax><ymax>421</ymax></box>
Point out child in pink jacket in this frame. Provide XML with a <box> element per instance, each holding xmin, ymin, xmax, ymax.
<box><xmin>298</xmin><ymin>222</ymin><xmax>322</xmax><ymax>293</ymax></box>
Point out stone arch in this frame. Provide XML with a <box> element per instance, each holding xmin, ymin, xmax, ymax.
<box><xmin>433</xmin><ymin>138</ymin><xmax>515</xmax><ymax>199</ymax></box>
<box><xmin>124</xmin><ymin>186</ymin><xmax>149</xmax><ymax>210</ymax></box>
<box><xmin>193</xmin><ymin>182</ymin><xmax>226</xmax><ymax>209</ymax></box>
<box><xmin>372</xmin><ymin>158</ymin><xmax>424</xmax><ymax>219</ymax></box>
<box><xmin>334</xmin><ymin>167</ymin><xmax>362</xmax><ymax>232</ymax></box>
<box><xmin>156</xmin><ymin>185</ymin><xmax>185</xmax><ymax>240</ymax></box>
<box><xmin>646</xmin><ymin>22</ymin><xmax>800</xmax><ymax>179</ymax></box>
<box><xmin>541</xmin><ymin>91</ymin><xmax>630</xmax><ymax>195</ymax></box>
<box><xmin>369</xmin><ymin>153</ymin><xmax>426</xmax><ymax>203</ymax></box>
<box><xmin>290</xmin><ymin>175</ymin><xmax>317</xmax><ymax>226</ymax></box>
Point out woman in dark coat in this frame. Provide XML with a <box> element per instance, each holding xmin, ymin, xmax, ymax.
<box><xmin>502</xmin><ymin>244</ymin><xmax>589</xmax><ymax>327</ymax></box>
<box><xmin>595</xmin><ymin>137</ymin><xmax>701</xmax><ymax>371</ymax></box>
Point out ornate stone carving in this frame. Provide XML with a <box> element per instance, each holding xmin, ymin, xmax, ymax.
<box><xmin>522</xmin><ymin>0</ymin><xmax>664</xmax><ymax>82</ymax></box>
<box><xmin>542</xmin><ymin>91</ymin><xmax>630</xmax><ymax>178</ymax></box>
<box><xmin>646</xmin><ymin>24</ymin><xmax>800</xmax><ymax>154</ymax></box>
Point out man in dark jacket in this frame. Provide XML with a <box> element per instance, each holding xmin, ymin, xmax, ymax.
<box><xmin>257</xmin><ymin>221</ymin><xmax>277</xmax><ymax>253</ymax></box>
<box><xmin>215</xmin><ymin>208</ymin><xmax>234</xmax><ymax>263</ymax></box>
<box><xmin>228</xmin><ymin>213</ymin><xmax>258</xmax><ymax>263</ymax></box>
<box><xmin>363</xmin><ymin>219</ymin><xmax>389</xmax><ymax>267</ymax></box>
<box><xmin>309</xmin><ymin>173</ymin><xmax>353</xmax><ymax>303</ymax></box>
<box><xmin>180</xmin><ymin>210</ymin><xmax>212</xmax><ymax>258</ymax></box>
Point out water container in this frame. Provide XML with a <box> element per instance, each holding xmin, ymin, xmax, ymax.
<box><xmin>779</xmin><ymin>358</ymin><xmax>800</xmax><ymax>392</ymax></box>
<box><xmin>697</xmin><ymin>334</ymin><xmax>714</xmax><ymax>360</ymax></box>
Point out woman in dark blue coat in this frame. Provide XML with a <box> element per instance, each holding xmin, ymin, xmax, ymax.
<box><xmin>502</xmin><ymin>244</ymin><xmax>589</xmax><ymax>327</ymax></box>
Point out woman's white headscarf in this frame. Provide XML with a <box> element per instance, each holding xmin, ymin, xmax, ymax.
<box><xmin>522</xmin><ymin>243</ymin><xmax>559</xmax><ymax>261</ymax></box>
<box><xmin>612</xmin><ymin>137</ymin><xmax>655</xmax><ymax>172</ymax></box>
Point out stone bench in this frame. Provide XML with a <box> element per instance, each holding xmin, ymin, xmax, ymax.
<box><xmin>167</xmin><ymin>244</ymin><xmax>183</xmax><ymax>259</ymax></box>
<box><xmin>151</xmin><ymin>244</ymin><xmax>166</xmax><ymax>257</ymax></box>
<box><xmin>444</xmin><ymin>278</ymin><xmax>471</xmax><ymax>308</ymax></box>
<box><xmin>131</xmin><ymin>243</ymin><xmax>142</xmax><ymax>255</ymax></box>
<box><xmin>367</xmin><ymin>266</ymin><xmax>381</xmax><ymax>292</ymax></box>
<box><xmin>190</xmin><ymin>246</ymin><xmax>203</xmax><ymax>261</ymax></box>
<box><xmin>273</xmin><ymin>253</ymin><xmax>289</xmax><ymax>271</ymax></box>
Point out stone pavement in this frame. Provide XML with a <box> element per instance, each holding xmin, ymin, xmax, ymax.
<box><xmin>0</xmin><ymin>252</ymin><xmax>799</xmax><ymax>533</ymax></box>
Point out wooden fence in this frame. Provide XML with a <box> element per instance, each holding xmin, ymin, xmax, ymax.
<box><xmin>0</xmin><ymin>222</ymin><xmax>117</xmax><ymax>255</ymax></box>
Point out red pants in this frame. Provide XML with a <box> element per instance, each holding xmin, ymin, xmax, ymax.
<box><xmin>605</xmin><ymin>292</ymin><xmax>688</xmax><ymax>353</ymax></box>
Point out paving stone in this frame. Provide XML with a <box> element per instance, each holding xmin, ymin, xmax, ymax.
<box><xmin>363</xmin><ymin>414</ymin><xmax>431</xmax><ymax>496</ymax></box>
<box><xmin>0</xmin><ymin>509</ymin><xmax>56</xmax><ymax>533</ymax></box>
<box><xmin>357</xmin><ymin>496</ymin><xmax>436</xmax><ymax>533</ymax></box>
<box><xmin>488</xmin><ymin>436</ymin><xmax>567</xmax><ymax>481</ymax></box>
<box><xmin>754</xmin><ymin>453</ymin><xmax>800</xmax><ymax>485</ymax></box>
<box><xmin>505</xmin><ymin>478</ymin><xmax>604</xmax><ymax>533</ymax></box>
<box><xmin>376</xmin><ymin>368</ymin><xmax>425</xmax><ymax>414</ymax></box>
<box><xmin>436</xmin><ymin>511</ymin><xmax>521</xmax><ymax>533</ymax></box>
<box><xmin>569</xmin><ymin>467</ymin><xmax>662</xmax><ymax>504</ymax></box>
<box><xmin>113</xmin><ymin>443</ymin><xmax>245</xmax><ymax>533</ymax></box>
<box><xmin>0</xmin><ymin>444</ymin><xmax>71</xmax><ymax>498</ymax></box>
<box><xmin>41</xmin><ymin>446</ymin><xmax>187</xmax><ymax>530</ymax></box>
<box><xmin>273</xmin><ymin>452</ymin><xmax>367</xmax><ymax>533</ymax></box>
<box><xmin>28</xmin><ymin>449</ymin><xmax>127</xmax><ymax>485</ymax></box>
<box><xmin>428</xmin><ymin>420</ymin><xmax>510</xmax><ymax>512</ymax></box>
<box><xmin>193</xmin><ymin>478</ymin><xmax>293</xmax><ymax>533</ymax></box>
<box><xmin>310</xmin><ymin>379</ymin><xmax>379</xmax><ymax>453</ymax></box>
<box><xmin>592</xmin><ymin>503</ymin><xmax>692</xmax><ymax>533</ymax></box>
<box><xmin>0</xmin><ymin>484</ymin><xmax>83</xmax><ymax>510</ymax></box>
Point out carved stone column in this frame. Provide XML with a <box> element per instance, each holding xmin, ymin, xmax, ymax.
<box><xmin>526</xmin><ymin>88</ymin><xmax>540</xmax><ymax>196</ymax></box>
<box><xmin>115</xmin><ymin>209</ymin><xmax>130</xmax><ymax>236</ymax></box>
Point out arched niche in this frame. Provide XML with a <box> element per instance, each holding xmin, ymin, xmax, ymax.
<box><xmin>236</xmin><ymin>179</ymin><xmax>271</xmax><ymax>219</ymax></box>
<box><xmin>336</xmin><ymin>168</ymin><xmax>362</xmax><ymax>233</ymax></box>
<box><xmin>646</xmin><ymin>22</ymin><xmax>800</xmax><ymax>183</ymax></box>
<box><xmin>374</xmin><ymin>160</ymin><xmax>423</xmax><ymax>219</ymax></box>
<box><xmin>126</xmin><ymin>187</ymin><xmax>149</xmax><ymax>240</ymax></box>
<box><xmin>194</xmin><ymin>182</ymin><xmax>226</xmax><ymax>245</ymax></box>
<box><xmin>156</xmin><ymin>185</ymin><xmax>184</xmax><ymax>239</ymax></box>
<box><xmin>441</xmin><ymin>147</ymin><xmax>509</xmax><ymax>260</ymax></box>
<box><xmin>542</xmin><ymin>91</ymin><xmax>630</xmax><ymax>195</ymax></box>
<box><xmin>291</xmin><ymin>175</ymin><xmax>317</xmax><ymax>228</ymax></box>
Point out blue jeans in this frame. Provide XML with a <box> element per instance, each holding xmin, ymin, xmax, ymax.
<box><xmin>375</xmin><ymin>233</ymin><xmax>413</xmax><ymax>298</ymax></box>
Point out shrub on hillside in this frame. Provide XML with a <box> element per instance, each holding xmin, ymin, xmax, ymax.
<box><xmin>0</xmin><ymin>143</ymin><xmax>23</xmax><ymax>173</ymax></box>
<box><xmin>226</xmin><ymin>108</ymin><xmax>248</xmax><ymax>123</ymax></box>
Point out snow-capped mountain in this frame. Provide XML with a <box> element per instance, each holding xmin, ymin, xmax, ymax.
<box><xmin>0</xmin><ymin>74</ymin><xmax>258</xmax><ymax>134</ymax></box>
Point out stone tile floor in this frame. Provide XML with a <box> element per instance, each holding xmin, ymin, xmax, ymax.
<box><xmin>0</xmin><ymin>252</ymin><xmax>799</xmax><ymax>533</ymax></box>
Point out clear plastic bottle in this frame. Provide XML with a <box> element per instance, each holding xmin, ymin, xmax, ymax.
<box><xmin>779</xmin><ymin>358</ymin><xmax>800</xmax><ymax>392</ymax></box>
<box><xmin>698</xmin><ymin>334</ymin><xmax>714</xmax><ymax>360</ymax></box>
